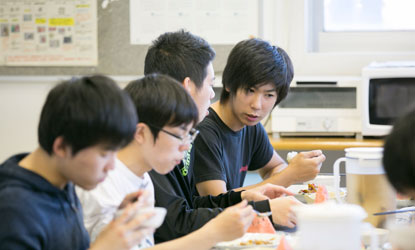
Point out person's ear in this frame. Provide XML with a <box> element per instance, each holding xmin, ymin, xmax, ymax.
<box><xmin>182</xmin><ymin>77</ymin><xmax>193</xmax><ymax>92</ymax></box>
<box><xmin>134</xmin><ymin>123</ymin><xmax>147</xmax><ymax>144</ymax></box>
<box><xmin>52</xmin><ymin>136</ymin><xmax>71</xmax><ymax>158</ymax></box>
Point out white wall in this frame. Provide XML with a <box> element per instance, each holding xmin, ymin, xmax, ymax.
<box><xmin>0</xmin><ymin>76</ymin><xmax>135</xmax><ymax>162</ymax></box>
<box><xmin>1</xmin><ymin>0</ymin><xmax>414</xmax><ymax>162</ymax></box>
<box><xmin>0</xmin><ymin>78</ymin><xmax>52</xmax><ymax>162</ymax></box>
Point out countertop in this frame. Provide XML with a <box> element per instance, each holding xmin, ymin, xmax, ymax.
<box><xmin>269</xmin><ymin>136</ymin><xmax>384</xmax><ymax>150</ymax></box>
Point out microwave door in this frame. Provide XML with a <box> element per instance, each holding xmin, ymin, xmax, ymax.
<box><xmin>369</xmin><ymin>78</ymin><xmax>415</xmax><ymax>125</ymax></box>
<box><xmin>279</xmin><ymin>87</ymin><xmax>356</xmax><ymax>109</ymax></box>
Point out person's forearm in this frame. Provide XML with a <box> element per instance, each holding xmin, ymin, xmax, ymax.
<box><xmin>234</xmin><ymin>168</ymin><xmax>296</xmax><ymax>191</ymax></box>
<box><xmin>192</xmin><ymin>190</ymin><xmax>242</xmax><ymax>208</ymax></box>
<box><xmin>149</xmin><ymin>226</ymin><xmax>218</xmax><ymax>250</ymax></box>
<box><xmin>259</xmin><ymin>162</ymin><xmax>287</xmax><ymax>180</ymax></box>
<box><xmin>267</xmin><ymin>166</ymin><xmax>298</xmax><ymax>187</ymax></box>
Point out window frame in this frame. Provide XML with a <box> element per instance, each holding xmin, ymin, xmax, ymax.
<box><xmin>261</xmin><ymin>0</ymin><xmax>415</xmax><ymax>76</ymax></box>
<box><xmin>307</xmin><ymin>0</ymin><xmax>415</xmax><ymax>53</ymax></box>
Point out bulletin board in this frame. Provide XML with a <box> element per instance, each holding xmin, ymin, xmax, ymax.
<box><xmin>0</xmin><ymin>0</ymin><xmax>261</xmax><ymax>76</ymax></box>
<box><xmin>0</xmin><ymin>0</ymin><xmax>97</xmax><ymax>66</ymax></box>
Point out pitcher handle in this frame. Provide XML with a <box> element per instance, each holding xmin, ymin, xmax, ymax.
<box><xmin>333</xmin><ymin>157</ymin><xmax>346</xmax><ymax>203</ymax></box>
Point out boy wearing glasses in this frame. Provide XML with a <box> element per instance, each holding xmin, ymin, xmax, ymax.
<box><xmin>145</xmin><ymin>30</ymin><xmax>302</xmax><ymax>243</ymax></box>
<box><xmin>77</xmin><ymin>74</ymin><xmax>256</xmax><ymax>250</ymax></box>
<box><xmin>0</xmin><ymin>75</ymin><xmax>154</xmax><ymax>250</ymax></box>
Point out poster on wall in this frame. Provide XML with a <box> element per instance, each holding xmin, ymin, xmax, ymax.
<box><xmin>130</xmin><ymin>0</ymin><xmax>259</xmax><ymax>45</ymax></box>
<box><xmin>0</xmin><ymin>0</ymin><xmax>97</xmax><ymax>66</ymax></box>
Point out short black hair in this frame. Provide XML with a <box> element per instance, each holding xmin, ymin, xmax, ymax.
<box><xmin>38</xmin><ymin>75</ymin><xmax>137</xmax><ymax>156</ymax></box>
<box><xmin>144</xmin><ymin>30</ymin><xmax>215</xmax><ymax>89</ymax></box>
<box><xmin>220</xmin><ymin>38</ymin><xmax>293</xmax><ymax>107</ymax></box>
<box><xmin>383</xmin><ymin>109</ymin><xmax>415</xmax><ymax>195</ymax></box>
<box><xmin>124</xmin><ymin>74</ymin><xmax>198</xmax><ymax>140</ymax></box>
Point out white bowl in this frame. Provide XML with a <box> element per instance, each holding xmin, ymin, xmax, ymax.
<box><xmin>115</xmin><ymin>206</ymin><xmax>167</xmax><ymax>229</ymax></box>
<box><xmin>140</xmin><ymin>207</ymin><xmax>167</xmax><ymax>228</ymax></box>
<box><xmin>304</xmin><ymin>175</ymin><xmax>336</xmax><ymax>188</ymax></box>
<box><xmin>361</xmin><ymin>227</ymin><xmax>389</xmax><ymax>247</ymax></box>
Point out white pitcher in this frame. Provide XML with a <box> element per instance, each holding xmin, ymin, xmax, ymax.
<box><xmin>333</xmin><ymin>147</ymin><xmax>396</xmax><ymax>228</ymax></box>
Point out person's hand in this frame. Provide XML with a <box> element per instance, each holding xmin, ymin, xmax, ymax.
<box><xmin>118</xmin><ymin>190</ymin><xmax>153</xmax><ymax>209</ymax></box>
<box><xmin>269</xmin><ymin>196</ymin><xmax>303</xmax><ymax>228</ymax></box>
<box><xmin>204</xmin><ymin>200</ymin><xmax>255</xmax><ymax>242</ymax></box>
<box><xmin>285</xmin><ymin>150</ymin><xmax>326</xmax><ymax>183</ymax></box>
<box><xmin>90</xmin><ymin>202</ymin><xmax>156</xmax><ymax>250</ymax></box>
<box><xmin>241</xmin><ymin>183</ymin><xmax>295</xmax><ymax>201</ymax></box>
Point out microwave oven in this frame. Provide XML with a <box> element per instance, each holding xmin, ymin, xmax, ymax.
<box><xmin>271</xmin><ymin>76</ymin><xmax>361</xmax><ymax>137</ymax></box>
<box><xmin>362</xmin><ymin>62</ymin><xmax>415</xmax><ymax>137</ymax></box>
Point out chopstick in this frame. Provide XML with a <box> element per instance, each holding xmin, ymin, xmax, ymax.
<box><xmin>254</xmin><ymin>210</ymin><xmax>272</xmax><ymax>217</ymax></box>
<box><xmin>373</xmin><ymin>208</ymin><xmax>415</xmax><ymax>216</ymax></box>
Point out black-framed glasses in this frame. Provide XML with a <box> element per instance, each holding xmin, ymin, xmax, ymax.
<box><xmin>148</xmin><ymin>125</ymin><xmax>199</xmax><ymax>145</ymax></box>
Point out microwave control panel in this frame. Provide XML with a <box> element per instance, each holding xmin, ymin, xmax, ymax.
<box><xmin>271</xmin><ymin>115</ymin><xmax>361</xmax><ymax>137</ymax></box>
<box><xmin>296</xmin><ymin>117</ymin><xmax>338</xmax><ymax>131</ymax></box>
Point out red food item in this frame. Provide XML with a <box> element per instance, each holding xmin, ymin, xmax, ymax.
<box><xmin>276</xmin><ymin>235</ymin><xmax>292</xmax><ymax>250</ymax></box>
<box><xmin>247</xmin><ymin>214</ymin><xmax>276</xmax><ymax>234</ymax></box>
<box><xmin>314</xmin><ymin>184</ymin><xmax>329</xmax><ymax>203</ymax></box>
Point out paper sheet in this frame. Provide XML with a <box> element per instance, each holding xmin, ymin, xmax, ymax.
<box><xmin>0</xmin><ymin>0</ymin><xmax>97</xmax><ymax>66</ymax></box>
<box><xmin>129</xmin><ymin>0</ymin><xmax>259</xmax><ymax>45</ymax></box>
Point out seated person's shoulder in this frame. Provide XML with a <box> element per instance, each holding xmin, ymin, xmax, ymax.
<box><xmin>0</xmin><ymin>187</ymin><xmax>44</xmax><ymax>233</ymax></box>
<box><xmin>0</xmin><ymin>189</ymin><xmax>48</xmax><ymax>248</ymax></box>
<box><xmin>0</xmin><ymin>183</ymin><xmax>50</xmax><ymax>218</ymax></box>
<box><xmin>0</xmin><ymin>181</ymin><xmax>33</xmax><ymax>200</ymax></box>
<box><xmin>196</xmin><ymin>115</ymin><xmax>225</xmax><ymax>138</ymax></box>
<box><xmin>197</xmin><ymin>113</ymin><xmax>217</xmax><ymax>128</ymax></box>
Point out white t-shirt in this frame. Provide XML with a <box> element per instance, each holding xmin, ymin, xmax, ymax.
<box><xmin>76</xmin><ymin>158</ymin><xmax>155</xmax><ymax>249</ymax></box>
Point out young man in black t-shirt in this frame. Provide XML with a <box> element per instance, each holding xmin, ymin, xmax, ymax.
<box><xmin>193</xmin><ymin>39</ymin><xmax>326</xmax><ymax>199</ymax></box>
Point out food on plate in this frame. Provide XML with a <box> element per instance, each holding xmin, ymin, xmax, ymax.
<box><xmin>299</xmin><ymin>183</ymin><xmax>318</xmax><ymax>194</ymax></box>
<box><xmin>247</xmin><ymin>214</ymin><xmax>276</xmax><ymax>234</ymax></box>
<box><xmin>213</xmin><ymin>233</ymin><xmax>292</xmax><ymax>249</ymax></box>
<box><xmin>276</xmin><ymin>235</ymin><xmax>292</xmax><ymax>250</ymax></box>
<box><xmin>239</xmin><ymin>238</ymin><xmax>276</xmax><ymax>246</ymax></box>
<box><xmin>294</xmin><ymin>183</ymin><xmax>345</xmax><ymax>204</ymax></box>
<box><xmin>314</xmin><ymin>185</ymin><xmax>329</xmax><ymax>203</ymax></box>
<box><xmin>214</xmin><ymin>233</ymin><xmax>278</xmax><ymax>248</ymax></box>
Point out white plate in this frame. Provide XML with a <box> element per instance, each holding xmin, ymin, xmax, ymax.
<box><xmin>288</xmin><ymin>185</ymin><xmax>346</xmax><ymax>204</ymax></box>
<box><xmin>213</xmin><ymin>233</ymin><xmax>284</xmax><ymax>249</ymax></box>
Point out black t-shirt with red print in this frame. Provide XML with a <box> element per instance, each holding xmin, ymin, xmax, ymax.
<box><xmin>193</xmin><ymin>107</ymin><xmax>274</xmax><ymax>190</ymax></box>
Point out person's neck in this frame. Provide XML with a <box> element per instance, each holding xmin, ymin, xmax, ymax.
<box><xmin>212</xmin><ymin>101</ymin><xmax>245</xmax><ymax>132</ymax></box>
<box><xmin>19</xmin><ymin>147</ymin><xmax>68</xmax><ymax>189</ymax></box>
<box><xmin>117</xmin><ymin>142</ymin><xmax>150</xmax><ymax>178</ymax></box>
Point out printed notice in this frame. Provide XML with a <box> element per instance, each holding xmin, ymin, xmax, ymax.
<box><xmin>130</xmin><ymin>0</ymin><xmax>259</xmax><ymax>45</ymax></box>
<box><xmin>0</xmin><ymin>0</ymin><xmax>97</xmax><ymax>66</ymax></box>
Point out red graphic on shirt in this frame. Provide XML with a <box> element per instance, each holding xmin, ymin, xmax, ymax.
<box><xmin>239</xmin><ymin>165</ymin><xmax>248</xmax><ymax>172</ymax></box>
